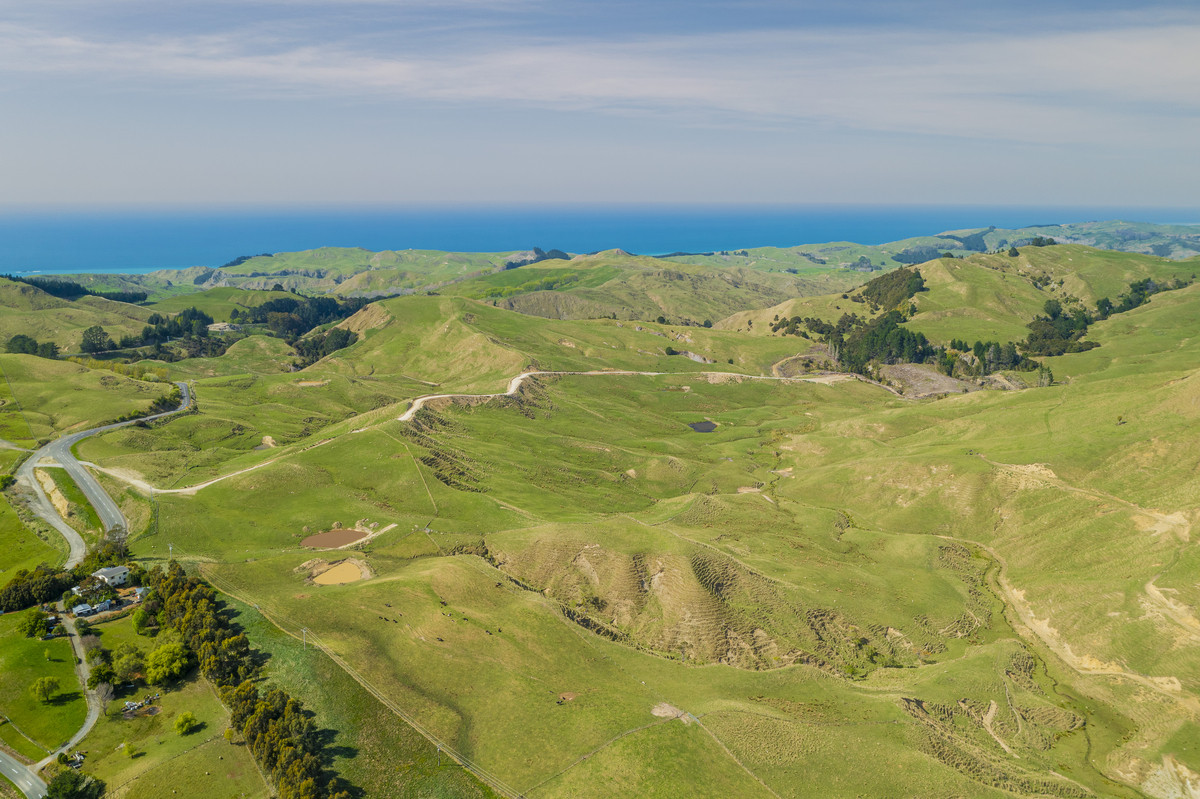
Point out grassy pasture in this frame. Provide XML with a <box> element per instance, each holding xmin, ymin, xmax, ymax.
<box><xmin>222</xmin><ymin>595</ymin><xmax>498</xmax><ymax>798</ymax></box>
<box><xmin>145</xmin><ymin>287</ymin><xmax>297</xmax><ymax>322</ymax></box>
<box><xmin>218</xmin><ymin>248</ymin><xmax>515</xmax><ymax>295</ymax></box>
<box><xmin>76</xmin><ymin>614</ymin><xmax>269</xmax><ymax>798</ymax></box>
<box><xmin>0</xmin><ymin>279</ymin><xmax>154</xmax><ymax>353</ymax></box>
<box><xmin>0</xmin><ymin>613</ymin><xmax>87</xmax><ymax>758</ymax></box>
<box><xmin>0</xmin><ymin>497</ymin><xmax>63</xmax><ymax>587</ymax></box>
<box><xmin>431</xmin><ymin>250</ymin><xmax>838</xmax><ymax>323</ymax></box>
<box><xmin>0</xmin><ymin>355</ymin><xmax>170</xmax><ymax>446</ymax></box>
<box><xmin>12</xmin><ymin>243</ymin><xmax>1200</xmax><ymax>796</ymax></box>
<box><xmin>320</xmin><ymin>294</ymin><xmax>805</xmax><ymax>393</ymax></box>
<box><xmin>129</xmin><ymin>366</ymin><xmax>1133</xmax><ymax>797</ymax></box>
<box><xmin>721</xmin><ymin>246</ymin><xmax>1197</xmax><ymax>353</ymax></box>
<box><xmin>160</xmin><ymin>335</ymin><xmax>296</xmax><ymax>378</ymax></box>
<box><xmin>115</xmin><ymin>737</ymin><xmax>268</xmax><ymax>799</ymax></box>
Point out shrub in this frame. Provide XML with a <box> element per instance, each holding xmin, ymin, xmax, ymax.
<box><xmin>175</xmin><ymin>711</ymin><xmax>199</xmax><ymax>735</ymax></box>
<box><xmin>30</xmin><ymin>676</ymin><xmax>60</xmax><ymax>703</ymax></box>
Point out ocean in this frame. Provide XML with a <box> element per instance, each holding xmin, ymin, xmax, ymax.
<box><xmin>1</xmin><ymin>205</ymin><xmax>1196</xmax><ymax>275</ymax></box>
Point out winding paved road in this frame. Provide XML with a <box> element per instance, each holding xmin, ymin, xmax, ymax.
<box><xmin>0</xmin><ymin>383</ymin><xmax>191</xmax><ymax>798</ymax></box>
<box><xmin>14</xmin><ymin>382</ymin><xmax>191</xmax><ymax>568</ymax></box>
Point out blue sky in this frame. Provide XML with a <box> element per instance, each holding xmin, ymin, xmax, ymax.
<box><xmin>1</xmin><ymin>0</ymin><xmax>1197</xmax><ymax>208</ymax></box>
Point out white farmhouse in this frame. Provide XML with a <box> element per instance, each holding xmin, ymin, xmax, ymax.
<box><xmin>93</xmin><ymin>565</ymin><xmax>130</xmax><ymax>587</ymax></box>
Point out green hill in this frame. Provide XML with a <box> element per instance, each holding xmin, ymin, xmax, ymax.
<box><xmin>8</xmin><ymin>225</ymin><xmax>1200</xmax><ymax>798</ymax></box>
<box><xmin>146</xmin><ymin>286</ymin><xmax>300</xmax><ymax>321</ymax></box>
<box><xmin>723</xmin><ymin>245</ymin><xmax>1198</xmax><ymax>349</ymax></box>
<box><xmin>0</xmin><ymin>277</ymin><xmax>155</xmax><ymax>352</ymax></box>
<box><xmin>442</xmin><ymin>249</ymin><xmax>841</xmax><ymax>323</ymax></box>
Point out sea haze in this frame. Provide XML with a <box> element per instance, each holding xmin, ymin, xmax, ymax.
<box><xmin>1</xmin><ymin>205</ymin><xmax>1197</xmax><ymax>275</ymax></box>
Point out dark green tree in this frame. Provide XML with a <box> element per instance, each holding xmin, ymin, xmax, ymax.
<box><xmin>18</xmin><ymin>608</ymin><xmax>50</xmax><ymax>638</ymax></box>
<box><xmin>6</xmin><ymin>334</ymin><xmax>38</xmax><ymax>354</ymax></box>
<box><xmin>79</xmin><ymin>325</ymin><xmax>113</xmax><ymax>353</ymax></box>
<box><xmin>45</xmin><ymin>769</ymin><xmax>105</xmax><ymax>799</ymax></box>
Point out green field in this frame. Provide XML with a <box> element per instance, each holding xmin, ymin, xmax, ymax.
<box><xmin>0</xmin><ymin>354</ymin><xmax>173</xmax><ymax>446</ymax></box>
<box><xmin>0</xmin><ymin>279</ymin><xmax>155</xmax><ymax>354</ymax></box>
<box><xmin>222</xmin><ymin>595</ymin><xmax>497</xmax><ymax>799</ymax></box>
<box><xmin>76</xmin><ymin>614</ymin><xmax>269</xmax><ymax>799</ymax></box>
<box><xmin>2</xmin><ymin>240</ymin><xmax>1199</xmax><ymax>797</ymax></box>
<box><xmin>145</xmin><ymin>287</ymin><xmax>298</xmax><ymax>322</ymax></box>
<box><xmin>0</xmin><ymin>496</ymin><xmax>63</xmax><ymax>588</ymax></box>
<box><xmin>0</xmin><ymin>613</ymin><xmax>87</xmax><ymax>759</ymax></box>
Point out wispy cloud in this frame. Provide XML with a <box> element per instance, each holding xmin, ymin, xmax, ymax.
<box><xmin>1</xmin><ymin>16</ymin><xmax>1198</xmax><ymax>148</ymax></box>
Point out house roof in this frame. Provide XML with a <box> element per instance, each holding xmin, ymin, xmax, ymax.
<box><xmin>93</xmin><ymin>566</ymin><xmax>130</xmax><ymax>579</ymax></box>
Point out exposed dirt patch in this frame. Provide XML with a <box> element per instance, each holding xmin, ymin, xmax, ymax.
<box><xmin>1142</xmin><ymin>580</ymin><xmax>1200</xmax><ymax>644</ymax></box>
<box><xmin>880</xmin><ymin>363</ymin><xmax>979</xmax><ymax>398</ymax></box>
<box><xmin>298</xmin><ymin>558</ymin><xmax>373</xmax><ymax>585</ymax></box>
<box><xmin>702</xmin><ymin>372</ymin><xmax>746</xmax><ymax>385</ymax></box>
<box><xmin>303</xmin><ymin>528</ymin><xmax>368</xmax><ymax>548</ymax></box>
<box><xmin>982</xmin><ymin>373</ymin><xmax>1026</xmax><ymax>391</ymax></box>
<box><xmin>980</xmin><ymin>700</ymin><xmax>1016</xmax><ymax>756</ymax></box>
<box><xmin>1141</xmin><ymin>754</ymin><xmax>1200</xmax><ymax>799</ymax></box>
<box><xmin>314</xmin><ymin>561</ymin><xmax>368</xmax><ymax>585</ymax></box>
<box><xmin>651</xmin><ymin>702</ymin><xmax>685</xmax><ymax>719</ymax></box>
<box><xmin>1134</xmin><ymin>511</ymin><xmax>1192</xmax><ymax>542</ymax></box>
<box><xmin>35</xmin><ymin>469</ymin><xmax>73</xmax><ymax>521</ymax></box>
<box><xmin>122</xmin><ymin>705</ymin><xmax>161</xmax><ymax>721</ymax></box>
<box><xmin>260</xmin><ymin>435</ymin><xmax>277</xmax><ymax>448</ymax></box>
<box><xmin>296</xmin><ymin>380</ymin><xmax>328</xmax><ymax>387</ymax></box>
<box><xmin>799</xmin><ymin>374</ymin><xmax>854</xmax><ymax>385</ymax></box>
<box><xmin>558</xmin><ymin>692</ymin><xmax>577</xmax><ymax>702</ymax></box>
<box><xmin>302</xmin><ymin>521</ymin><xmax>396</xmax><ymax>549</ymax></box>
<box><xmin>737</xmin><ymin>486</ymin><xmax>762</xmax><ymax>493</ymax></box>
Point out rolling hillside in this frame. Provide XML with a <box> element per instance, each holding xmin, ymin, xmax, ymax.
<box><xmin>0</xmin><ymin>277</ymin><xmax>155</xmax><ymax>352</ymax></box>
<box><xmin>721</xmin><ymin>245</ymin><xmax>1199</xmax><ymax>348</ymax></box>
<box><xmin>6</xmin><ymin>224</ymin><xmax>1200</xmax><ymax>798</ymax></box>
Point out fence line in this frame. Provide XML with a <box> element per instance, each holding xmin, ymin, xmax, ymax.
<box><xmin>190</xmin><ymin>559</ymin><xmax>526</xmax><ymax>799</ymax></box>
